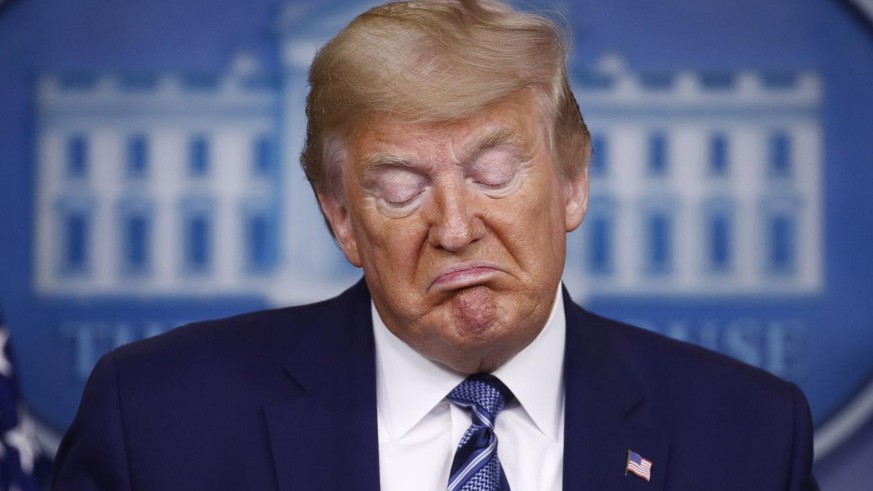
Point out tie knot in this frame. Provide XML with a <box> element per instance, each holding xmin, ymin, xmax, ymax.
<box><xmin>447</xmin><ymin>374</ymin><xmax>514</xmax><ymax>426</ymax></box>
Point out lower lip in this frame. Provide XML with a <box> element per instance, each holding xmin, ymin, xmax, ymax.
<box><xmin>432</xmin><ymin>267</ymin><xmax>499</xmax><ymax>290</ymax></box>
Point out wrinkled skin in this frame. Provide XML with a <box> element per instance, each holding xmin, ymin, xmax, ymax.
<box><xmin>319</xmin><ymin>92</ymin><xmax>588</xmax><ymax>374</ymax></box>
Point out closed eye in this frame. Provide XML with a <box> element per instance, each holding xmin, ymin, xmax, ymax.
<box><xmin>474</xmin><ymin>178</ymin><xmax>512</xmax><ymax>189</ymax></box>
<box><xmin>384</xmin><ymin>191</ymin><xmax>423</xmax><ymax>208</ymax></box>
<box><xmin>468</xmin><ymin>158</ymin><xmax>529</xmax><ymax>197</ymax></box>
<box><xmin>362</xmin><ymin>164</ymin><xmax>428</xmax><ymax>212</ymax></box>
<box><xmin>467</xmin><ymin>142</ymin><xmax>529</xmax><ymax>195</ymax></box>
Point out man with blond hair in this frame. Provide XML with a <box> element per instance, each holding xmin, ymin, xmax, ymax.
<box><xmin>53</xmin><ymin>1</ymin><xmax>818</xmax><ymax>490</ymax></box>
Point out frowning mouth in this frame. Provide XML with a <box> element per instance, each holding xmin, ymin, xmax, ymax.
<box><xmin>431</xmin><ymin>262</ymin><xmax>502</xmax><ymax>291</ymax></box>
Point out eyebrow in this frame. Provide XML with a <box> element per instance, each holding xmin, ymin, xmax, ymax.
<box><xmin>359</xmin><ymin>125</ymin><xmax>531</xmax><ymax>176</ymax></box>
<box><xmin>463</xmin><ymin>126</ymin><xmax>532</xmax><ymax>162</ymax></box>
<box><xmin>464</xmin><ymin>127</ymin><xmax>515</xmax><ymax>154</ymax></box>
<box><xmin>361</xmin><ymin>153</ymin><xmax>415</xmax><ymax>174</ymax></box>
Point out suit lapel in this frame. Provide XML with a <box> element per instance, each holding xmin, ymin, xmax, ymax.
<box><xmin>261</xmin><ymin>281</ymin><xmax>670</xmax><ymax>490</ymax></box>
<box><xmin>263</xmin><ymin>280</ymin><xmax>381</xmax><ymax>491</ymax></box>
<box><xmin>562</xmin><ymin>289</ymin><xmax>669</xmax><ymax>491</ymax></box>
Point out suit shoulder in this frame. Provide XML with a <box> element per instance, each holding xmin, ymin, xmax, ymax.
<box><xmin>115</xmin><ymin>300</ymin><xmax>320</xmax><ymax>359</ymax></box>
<box><xmin>106</xmin><ymin>283</ymin><xmax>366</xmax><ymax>380</ymax></box>
<box><xmin>573</xmin><ymin>308</ymin><xmax>817</xmax><ymax>488</ymax></box>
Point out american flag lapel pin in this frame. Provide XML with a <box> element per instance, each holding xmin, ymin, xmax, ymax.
<box><xmin>625</xmin><ymin>449</ymin><xmax>653</xmax><ymax>482</ymax></box>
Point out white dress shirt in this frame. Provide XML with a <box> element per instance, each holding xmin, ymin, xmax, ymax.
<box><xmin>373</xmin><ymin>285</ymin><xmax>566</xmax><ymax>491</ymax></box>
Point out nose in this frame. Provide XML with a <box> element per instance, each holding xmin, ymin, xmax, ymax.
<box><xmin>427</xmin><ymin>179</ymin><xmax>485</xmax><ymax>252</ymax></box>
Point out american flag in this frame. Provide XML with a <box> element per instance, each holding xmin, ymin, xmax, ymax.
<box><xmin>0</xmin><ymin>308</ymin><xmax>41</xmax><ymax>491</ymax></box>
<box><xmin>626</xmin><ymin>449</ymin><xmax>653</xmax><ymax>482</ymax></box>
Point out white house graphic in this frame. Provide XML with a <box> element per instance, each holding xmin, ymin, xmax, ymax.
<box><xmin>32</xmin><ymin>3</ymin><xmax>823</xmax><ymax>304</ymax></box>
<box><xmin>564</xmin><ymin>55</ymin><xmax>822</xmax><ymax>298</ymax></box>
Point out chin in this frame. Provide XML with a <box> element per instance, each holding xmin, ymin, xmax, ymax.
<box><xmin>447</xmin><ymin>285</ymin><xmax>503</xmax><ymax>331</ymax></box>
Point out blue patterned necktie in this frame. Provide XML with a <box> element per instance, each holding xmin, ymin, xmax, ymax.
<box><xmin>446</xmin><ymin>374</ymin><xmax>514</xmax><ymax>491</ymax></box>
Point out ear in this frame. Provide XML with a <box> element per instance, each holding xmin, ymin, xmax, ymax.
<box><xmin>317</xmin><ymin>190</ymin><xmax>362</xmax><ymax>267</ymax></box>
<box><xmin>564</xmin><ymin>166</ymin><xmax>588</xmax><ymax>232</ymax></box>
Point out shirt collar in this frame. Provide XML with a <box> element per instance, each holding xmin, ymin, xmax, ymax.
<box><xmin>373</xmin><ymin>284</ymin><xmax>566</xmax><ymax>442</ymax></box>
<box><xmin>493</xmin><ymin>285</ymin><xmax>565</xmax><ymax>441</ymax></box>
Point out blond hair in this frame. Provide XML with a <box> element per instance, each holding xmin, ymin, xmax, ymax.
<box><xmin>302</xmin><ymin>0</ymin><xmax>590</xmax><ymax>198</ymax></box>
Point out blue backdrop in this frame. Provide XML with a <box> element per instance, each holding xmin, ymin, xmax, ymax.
<box><xmin>1</xmin><ymin>0</ymin><xmax>872</xmax><ymax>488</ymax></box>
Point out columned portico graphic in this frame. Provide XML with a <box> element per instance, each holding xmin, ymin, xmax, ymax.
<box><xmin>565</xmin><ymin>56</ymin><xmax>822</xmax><ymax>299</ymax></box>
<box><xmin>34</xmin><ymin>42</ymin><xmax>823</xmax><ymax>304</ymax></box>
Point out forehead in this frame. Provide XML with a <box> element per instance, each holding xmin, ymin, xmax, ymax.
<box><xmin>347</xmin><ymin>92</ymin><xmax>545</xmax><ymax>164</ymax></box>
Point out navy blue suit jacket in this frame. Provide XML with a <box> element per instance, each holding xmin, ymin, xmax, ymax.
<box><xmin>52</xmin><ymin>279</ymin><xmax>818</xmax><ymax>490</ymax></box>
